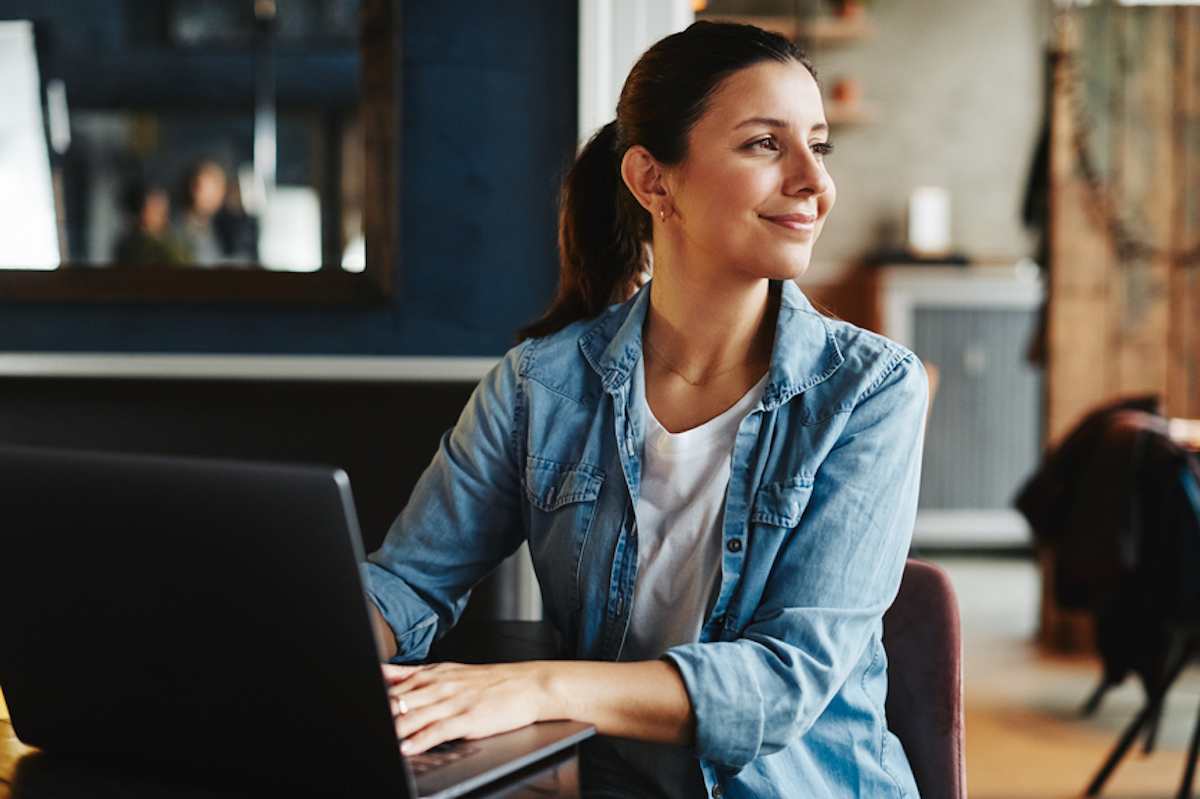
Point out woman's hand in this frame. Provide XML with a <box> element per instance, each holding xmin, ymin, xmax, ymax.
<box><xmin>382</xmin><ymin>661</ymin><xmax>554</xmax><ymax>755</ymax></box>
<box><xmin>382</xmin><ymin>658</ymin><xmax>694</xmax><ymax>755</ymax></box>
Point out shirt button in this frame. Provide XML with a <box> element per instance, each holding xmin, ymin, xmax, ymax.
<box><xmin>712</xmin><ymin>785</ymin><xmax>724</xmax><ymax>798</ymax></box>
<box><xmin>727</xmin><ymin>538</ymin><xmax>743</xmax><ymax>554</ymax></box>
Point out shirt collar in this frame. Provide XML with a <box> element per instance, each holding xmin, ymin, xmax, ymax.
<box><xmin>579</xmin><ymin>279</ymin><xmax>844</xmax><ymax>410</ymax></box>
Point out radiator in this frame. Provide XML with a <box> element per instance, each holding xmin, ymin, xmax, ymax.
<box><xmin>880</xmin><ymin>264</ymin><xmax>1044</xmax><ymax>547</ymax></box>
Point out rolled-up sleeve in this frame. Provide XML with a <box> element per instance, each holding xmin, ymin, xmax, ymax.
<box><xmin>664</xmin><ymin>354</ymin><xmax>928</xmax><ymax>769</ymax></box>
<box><xmin>364</xmin><ymin>343</ymin><xmax>528</xmax><ymax>663</ymax></box>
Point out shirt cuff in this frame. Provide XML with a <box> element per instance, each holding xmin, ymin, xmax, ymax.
<box><xmin>663</xmin><ymin>642</ymin><xmax>765</xmax><ymax>770</ymax></box>
<box><xmin>362</xmin><ymin>562</ymin><xmax>440</xmax><ymax>663</ymax></box>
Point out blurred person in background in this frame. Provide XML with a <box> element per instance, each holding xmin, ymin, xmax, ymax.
<box><xmin>113</xmin><ymin>179</ymin><xmax>187</xmax><ymax>267</ymax></box>
<box><xmin>174</xmin><ymin>158</ymin><xmax>228</xmax><ymax>266</ymax></box>
<box><xmin>212</xmin><ymin>167</ymin><xmax>259</xmax><ymax>264</ymax></box>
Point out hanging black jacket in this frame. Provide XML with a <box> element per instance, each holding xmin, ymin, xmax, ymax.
<box><xmin>1015</xmin><ymin>397</ymin><xmax>1200</xmax><ymax>690</ymax></box>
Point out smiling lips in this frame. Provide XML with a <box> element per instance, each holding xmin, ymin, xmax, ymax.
<box><xmin>760</xmin><ymin>212</ymin><xmax>817</xmax><ymax>232</ymax></box>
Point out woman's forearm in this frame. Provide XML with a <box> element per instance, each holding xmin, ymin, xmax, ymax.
<box><xmin>539</xmin><ymin>659</ymin><xmax>694</xmax><ymax>745</ymax></box>
<box><xmin>368</xmin><ymin>598</ymin><xmax>694</xmax><ymax>742</ymax></box>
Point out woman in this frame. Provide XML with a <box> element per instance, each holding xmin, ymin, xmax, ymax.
<box><xmin>366</xmin><ymin>21</ymin><xmax>927</xmax><ymax>798</ymax></box>
<box><xmin>173</xmin><ymin>159</ymin><xmax>228</xmax><ymax>266</ymax></box>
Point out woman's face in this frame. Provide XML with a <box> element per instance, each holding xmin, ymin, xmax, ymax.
<box><xmin>141</xmin><ymin>189</ymin><xmax>170</xmax><ymax>233</ymax></box>
<box><xmin>191</xmin><ymin>164</ymin><xmax>227</xmax><ymax>217</ymax></box>
<box><xmin>665</xmin><ymin>59</ymin><xmax>835</xmax><ymax>281</ymax></box>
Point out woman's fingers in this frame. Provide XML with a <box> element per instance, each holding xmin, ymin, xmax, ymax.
<box><xmin>394</xmin><ymin>691</ymin><xmax>466</xmax><ymax>743</ymax></box>
<box><xmin>380</xmin><ymin>663</ymin><xmax>423</xmax><ymax>684</ymax></box>
<box><xmin>383</xmin><ymin>662</ymin><xmax>540</xmax><ymax>755</ymax></box>
<box><xmin>389</xmin><ymin>678</ymin><xmax>456</xmax><ymax>717</ymax></box>
<box><xmin>386</xmin><ymin>666</ymin><xmax>449</xmax><ymax>719</ymax></box>
<box><xmin>399</xmin><ymin>710</ymin><xmax>474</xmax><ymax>756</ymax></box>
<box><xmin>381</xmin><ymin>661</ymin><xmax>463</xmax><ymax>685</ymax></box>
<box><xmin>388</xmin><ymin>690</ymin><xmax>414</xmax><ymax>717</ymax></box>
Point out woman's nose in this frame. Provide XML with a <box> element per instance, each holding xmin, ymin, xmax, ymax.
<box><xmin>783</xmin><ymin>150</ymin><xmax>831</xmax><ymax>197</ymax></box>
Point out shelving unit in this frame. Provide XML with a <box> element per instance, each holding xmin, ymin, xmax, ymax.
<box><xmin>696</xmin><ymin>5</ymin><xmax>876</xmax><ymax>128</ymax></box>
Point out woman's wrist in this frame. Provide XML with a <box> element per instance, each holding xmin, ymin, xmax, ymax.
<box><xmin>526</xmin><ymin>660</ymin><xmax>694</xmax><ymax>745</ymax></box>
<box><xmin>534</xmin><ymin>660</ymin><xmax>579</xmax><ymax>723</ymax></box>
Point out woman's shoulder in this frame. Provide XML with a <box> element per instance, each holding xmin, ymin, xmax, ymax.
<box><xmin>826</xmin><ymin>315</ymin><xmax>921</xmax><ymax>387</ymax></box>
<box><xmin>504</xmin><ymin>313</ymin><xmax>614</xmax><ymax>406</ymax></box>
<box><xmin>786</xmin><ymin>310</ymin><xmax>926</xmax><ymax>423</ymax></box>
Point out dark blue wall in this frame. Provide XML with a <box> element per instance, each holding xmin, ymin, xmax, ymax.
<box><xmin>0</xmin><ymin>0</ymin><xmax>575</xmax><ymax>355</ymax></box>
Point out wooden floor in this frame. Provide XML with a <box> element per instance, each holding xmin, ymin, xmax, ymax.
<box><xmin>934</xmin><ymin>556</ymin><xmax>1199</xmax><ymax>799</ymax></box>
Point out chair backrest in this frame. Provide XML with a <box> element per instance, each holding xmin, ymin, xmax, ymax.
<box><xmin>883</xmin><ymin>559</ymin><xmax>966</xmax><ymax>799</ymax></box>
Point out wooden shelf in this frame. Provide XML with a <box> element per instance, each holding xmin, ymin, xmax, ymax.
<box><xmin>697</xmin><ymin>10</ymin><xmax>877</xmax><ymax>128</ymax></box>
<box><xmin>696</xmin><ymin>13</ymin><xmax>875</xmax><ymax>44</ymax></box>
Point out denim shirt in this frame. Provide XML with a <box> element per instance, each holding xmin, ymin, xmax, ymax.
<box><xmin>366</xmin><ymin>279</ymin><xmax>927</xmax><ymax>798</ymax></box>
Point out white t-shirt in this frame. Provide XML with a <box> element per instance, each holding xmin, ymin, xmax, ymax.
<box><xmin>613</xmin><ymin>362</ymin><xmax>768</xmax><ymax>796</ymax></box>
<box><xmin>622</xmin><ymin>365</ymin><xmax>769</xmax><ymax>661</ymax></box>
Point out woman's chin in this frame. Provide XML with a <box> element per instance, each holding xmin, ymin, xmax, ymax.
<box><xmin>761</xmin><ymin>252</ymin><xmax>813</xmax><ymax>281</ymax></box>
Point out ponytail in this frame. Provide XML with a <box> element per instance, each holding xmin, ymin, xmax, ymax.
<box><xmin>516</xmin><ymin>121</ymin><xmax>648</xmax><ymax>341</ymax></box>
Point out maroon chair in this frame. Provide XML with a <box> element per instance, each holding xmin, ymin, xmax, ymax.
<box><xmin>883</xmin><ymin>559</ymin><xmax>967</xmax><ymax>799</ymax></box>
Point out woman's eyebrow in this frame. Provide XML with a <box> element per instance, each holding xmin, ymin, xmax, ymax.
<box><xmin>733</xmin><ymin>116</ymin><xmax>829</xmax><ymax>135</ymax></box>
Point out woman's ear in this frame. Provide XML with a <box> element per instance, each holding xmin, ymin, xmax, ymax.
<box><xmin>620</xmin><ymin>145</ymin><xmax>670</xmax><ymax>217</ymax></box>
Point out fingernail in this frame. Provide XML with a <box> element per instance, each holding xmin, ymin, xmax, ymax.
<box><xmin>400</xmin><ymin>742</ymin><xmax>413</xmax><ymax>755</ymax></box>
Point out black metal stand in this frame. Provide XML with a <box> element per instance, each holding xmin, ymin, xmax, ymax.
<box><xmin>1085</xmin><ymin>637</ymin><xmax>1198</xmax><ymax>798</ymax></box>
<box><xmin>1182</xmin><ymin>697</ymin><xmax>1200</xmax><ymax>799</ymax></box>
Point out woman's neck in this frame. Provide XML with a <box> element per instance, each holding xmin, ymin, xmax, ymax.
<box><xmin>643</xmin><ymin>256</ymin><xmax>777</xmax><ymax>385</ymax></box>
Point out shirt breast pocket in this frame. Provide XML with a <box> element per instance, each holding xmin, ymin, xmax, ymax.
<box><xmin>525</xmin><ymin>456</ymin><xmax>605</xmax><ymax>513</ymax></box>
<box><xmin>750</xmin><ymin>476</ymin><xmax>815</xmax><ymax>529</ymax></box>
<box><xmin>525</xmin><ymin>453</ymin><xmax>604</xmax><ymax>542</ymax></box>
<box><xmin>524</xmin><ymin>456</ymin><xmax>605</xmax><ymax>603</ymax></box>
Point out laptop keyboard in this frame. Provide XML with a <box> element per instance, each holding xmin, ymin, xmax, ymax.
<box><xmin>407</xmin><ymin>740</ymin><xmax>483</xmax><ymax>776</ymax></box>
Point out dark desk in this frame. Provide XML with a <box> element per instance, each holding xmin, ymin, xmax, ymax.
<box><xmin>0</xmin><ymin>623</ymin><xmax>580</xmax><ymax>798</ymax></box>
<box><xmin>428</xmin><ymin>621</ymin><xmax>565</xmax><ymax>665</ymax></box>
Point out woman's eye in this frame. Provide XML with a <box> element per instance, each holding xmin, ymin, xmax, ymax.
<box><xmin>812</xmin><ymin>141</ymin><xmax>835</xmax><ymax>158</ymax></box>
<box><xmin>749</xmin><ymin>136</ymin><xmax>779</xmax><ymax>152</ymax></box>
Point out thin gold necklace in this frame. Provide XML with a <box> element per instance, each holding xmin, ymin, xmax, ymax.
<box><xmin>643</xmin><ymin>337</ymin><xmax>757</xmax><ymax>387</ymax></box>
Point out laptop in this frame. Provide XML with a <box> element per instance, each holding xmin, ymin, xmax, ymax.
<box><xmin>0</xmin><ymin>445</ymin><xmax>592</xmax><ymax>797</ymax></box>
